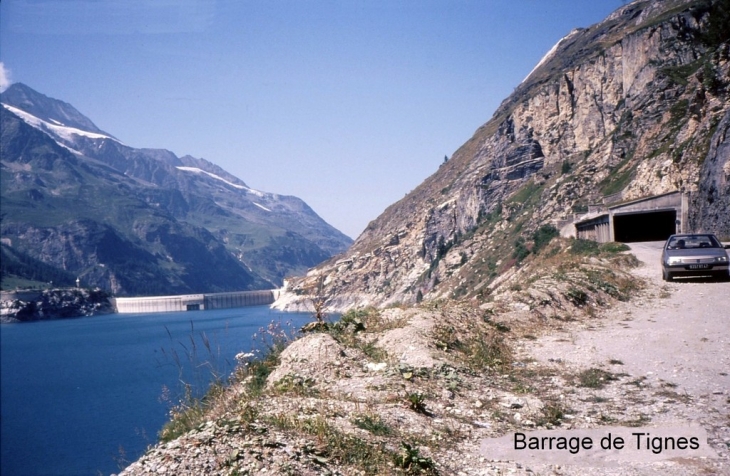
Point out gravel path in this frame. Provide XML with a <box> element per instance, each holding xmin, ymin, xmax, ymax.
<box><xmin>531</xmin><ymin>241</ymin><xmax>729</xmax><ymax>399</ymax></box>
<box><xmin>519</xmin><ymin>241</ymin><xmax>730</xmax><ymax>475</ymax></box>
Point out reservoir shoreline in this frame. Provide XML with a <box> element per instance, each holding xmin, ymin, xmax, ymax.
<box><xmin>0</xmin><ymin>288</ymin><xmax>285</xmax><ymax>322</ymax></box>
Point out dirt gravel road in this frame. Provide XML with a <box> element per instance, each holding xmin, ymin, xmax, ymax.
<box><xmin>521</xmin><ymin>241</ymin><xmax>730</xmax><ymax>475</ymax></box>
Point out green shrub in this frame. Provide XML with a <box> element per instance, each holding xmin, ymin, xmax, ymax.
<box><xmin>569</xmin><ymin>239</ymin><xmax>600</xmax><ymax>255</ymax></box>
<box><xmin>565</xmin><ymin>287</ymin><xmax>588</xmax><ymax>306</ymax></box>
<box><xmin>512</xmin><ymin>237</ymin><xmax>530</xmax><ymax>263</ymax></box>
<box><xmin>599</xmin><ymin>242</ymin><xmax>630</xmax><ymax>253</ymax></box>
<box><xmin>702</xmin><ymin>0</ymin><xmax>730</xmax><ymax>47</ymax></box>
<box><xmin>532</xmin><ymin>225</ymin><xmax>559</xmax><ymax>254</ymax></box>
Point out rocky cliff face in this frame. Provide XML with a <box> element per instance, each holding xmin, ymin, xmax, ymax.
<box><xmin>276</xmin><ymin>0</ymin><xmax>730</xmax><ymax>312</ymax></box>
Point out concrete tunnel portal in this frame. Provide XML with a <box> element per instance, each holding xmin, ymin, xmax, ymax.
<box><xmin>613</xmin><ymin>210</ymin><xmax>677</xmax><ymax>243</ymax></box>
<box><xmin>572</xmin><ymin>191</ymin><xmax>688</xmax><ymax>244</ymax></box>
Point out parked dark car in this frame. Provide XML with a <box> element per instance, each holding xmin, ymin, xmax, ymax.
<box><xmin>661</xmin><ymin>234</ymin><xmax>729</xmax><ymax>281</ymax></box>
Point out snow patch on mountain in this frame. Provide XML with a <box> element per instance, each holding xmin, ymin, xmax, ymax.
<box><xmin>56</xmin><ymin>141</ymin><xmax>84</xmax><ymax>155</ymax></box>
<box><xmin>254</xmin><ymin>202</ymin><xmax>272</xmax><ymax>212</ymax></box>
<box><xmin>522</xmin><ymin>28</ymin><xmax>582</xmax><ymax>84</ymax></box>
<box><xmin>2</xmin><ymin>103</ymin><xmax>120</xmax><ymax>143</ymax></box>
<box><xmin>175</xmin><ymin>166</ymin><xmax>266</xmax><ymax>197</ymax></box>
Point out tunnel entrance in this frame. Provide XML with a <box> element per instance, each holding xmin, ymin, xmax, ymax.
<box><xmin>613</xmin><ymin>210</ymin><xmax>677</xmax><ymax>242</ymax></box>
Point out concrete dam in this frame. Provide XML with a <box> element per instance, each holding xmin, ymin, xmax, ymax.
<box><xmin>112</xmin><ymin>289</ymin><xmax>281</xmax><ymax>314</ymax></box>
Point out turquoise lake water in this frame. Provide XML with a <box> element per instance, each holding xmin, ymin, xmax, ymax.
<box><xmin>0</xmin><ymin>306</ymin><xmax>314</xmax><ymax>476</ymax></box>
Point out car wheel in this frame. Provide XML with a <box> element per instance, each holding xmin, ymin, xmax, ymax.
<box><xmin>662</xmin><ymin>268</ymin><xmax>673</xmax><ymax>282</ymax></box>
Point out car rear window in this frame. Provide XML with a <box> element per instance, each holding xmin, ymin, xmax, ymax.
<box><xmin>667</xmin><ymin>235</ymin><xmax>721</xmax><ymax>249</ymax></box>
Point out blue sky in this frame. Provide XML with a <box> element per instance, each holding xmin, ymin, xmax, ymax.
<box><xmin>1</xmin><ymin>0</ymin><xmax>624</xmax><ymax>239</ymax></box>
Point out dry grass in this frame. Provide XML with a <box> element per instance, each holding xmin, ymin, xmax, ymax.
<box><xmin>262</xmin><ymin>413</ymin><xmax>396</xmax><ymax>474</ymax></box>
<box><xmin>431</xmin><ymin>306</ymin><xmax>513</xmax><ymax>372</ymax></box>
<box><xmin>325</xmin><ymin>307</ymin><xmax>397</xmax><ymax>362</ymax></box>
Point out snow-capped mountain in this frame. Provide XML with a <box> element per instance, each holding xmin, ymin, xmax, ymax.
<box><xmin>1</xmin><ymin>82</ymin><xmax>116</xmax><ymax>138</ymax></box>
<box><xmin>1</xmin><ymin>83</ymin><xmax>352</xmax><ymax>295</ymax></box>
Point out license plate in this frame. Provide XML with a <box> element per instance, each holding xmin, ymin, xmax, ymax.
<box><xmin>688</xmin><ymin>264</ymin><xmax>709</xmax><ymax>269</ymax></box>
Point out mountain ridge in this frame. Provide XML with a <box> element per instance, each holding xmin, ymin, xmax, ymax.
<box><xmin>1</xmin><ymin>83</ymin><xmax>352</xmax><ymax>295</ymax></box>
<box><xmin>1</xmin><ymin>82</ymin><xmax>116</xmax><ymax>138</ymax></box>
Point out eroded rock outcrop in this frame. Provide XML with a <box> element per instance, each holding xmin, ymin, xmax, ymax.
<box><xmin>0</xmin><ymin>288</ymin><xmax>113</xmax><ymax>322</ymax></box>
<box><xmin>276</xmin><ymin>0</ymin><xmax>730</xmax><ymax>312</ymax></box>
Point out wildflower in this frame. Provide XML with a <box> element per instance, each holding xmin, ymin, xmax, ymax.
<box><xmin>235</xmin><ymin>352</ymin><xmax>255</xmax><ymax>364</ymax></box>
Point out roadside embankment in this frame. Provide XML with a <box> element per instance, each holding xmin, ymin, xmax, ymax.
<box><xmin>117</xmin><ymin>238</ymin><xmax>730</xmax><ymax>475</ymax></box>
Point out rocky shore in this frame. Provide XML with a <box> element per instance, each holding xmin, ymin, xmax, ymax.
<box><xmin>0</xmin><ymin>288</ymin><xmax>114</xmax><ymax>323</ymax></box>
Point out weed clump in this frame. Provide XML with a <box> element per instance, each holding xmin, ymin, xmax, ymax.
<box><xmin>431</xmin><ymin>308</ymin><xmax>513</xmax><ymax>372</ymax></box>
<box><xmin>159</xmin><ymin>382</ymin><xmax>223</xmax><ymax>442</ymax></box>
<box><xmin>600</xmin><ymin>242</ymin><xmax>630</xmax><ymax>253</ymax></box>
<box><xmin>569</xmin><ymin>239</ymin><xmax>600</xmax><ymax>255</ymax></box>
<box><xmin>405</xmin><ymin>392</ymin><xmax>429</xmax><ymax>414</ymax></box>
<box><xmin>569</xmin><ymin>239</ymin><xmax>632</xmax><ymax>257</ymax></box>
<box><xmin>394</xmin><ymin>442</ymin><xmax>438</xmax><ymax>475</ymax></box>
<box><xmin>577</xmin><ymin>368</ymin><xmax>618</xmax><ymax>389</ymax></box>
<box><xmin>272</xmin><ymin>373</ymin><xmax>318</xmax><ymax>396</ymax></box>
<box><xmin>565</xmin><ymin>287</ymin><xmax>589</xmax><ymax>306</ymax></box>
<box><xmin>325</xmin><ymin>307</ymin><xmax>404</xmax><ymax>362</ymax></box>
<box><xmin>352</xmin><ymin>413</ymin><xmax>393</xmax><ymax>436</ymax></box>
<box><xmin>432</xmin><ymin>307</ymin><xmax>513</xmax><ymax>371</ymax></box>
<box><xmin>263</xmin><ymin>414</ymin><xmax>394</xmax><ymax>473</ymax></box>
<box><xmin>537</xmin><ymin>401</ymin><xmax>569</xmax><ymax>427</ymax></box>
